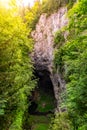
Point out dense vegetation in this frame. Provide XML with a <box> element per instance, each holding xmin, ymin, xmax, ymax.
<box><xmin>0</xmin><ymin>0</ymin><xmax>87</xmax><ymax>130</ymax></box>
<box><xmin>53</xmin><ymin>0</ymin><xmax>87</xmax><ymax>129</ymax></box>
<box><xmin>0</xmin><ymin>2</ymin><xmax>36</xmax><ymax>130</ymax></box>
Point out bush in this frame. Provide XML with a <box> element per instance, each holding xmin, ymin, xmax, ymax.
<box><xmin>49</xmin><ymin>112</ymin><xmax>72</xmax><ymax>130</ymax></box>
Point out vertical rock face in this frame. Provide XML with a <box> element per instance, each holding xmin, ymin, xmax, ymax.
<box><xmin>32</xmin><ymin>7</ymin><xmax>68</xmax><ymax>112</ymax></box>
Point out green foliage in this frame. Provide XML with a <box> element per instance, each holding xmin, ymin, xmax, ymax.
<box><xmin>41</xmin><ymin>0</ymin><xmax>69</xmax><ymax>15</ymax></box>
<box><xmin>34</xmin><ymin>123</ymin><xmax>49</xmax><ymax>130</ymax></box>
<box><xmin>54</xmin><ymin>0</ymin><xmax>87</xmax><ymax>129</ymax></box>
<box><xmin>54</xmin><ymin>30</ymin><xmax>65</xmax><ymax>73</ymax></box>
<box><xmin>49</xmin><ymin>112</ymin><xmax>72</xmax><ymax>130</ymax></box>
<box><xmin>24</xmin><ymin>114</ymin><xmax>52</xmax><ymax>130</ymax></box>
<box><xmin>67</xmin><ymin>0</ymin><xmax>77</xmax><ymax>9</ymax></box>
<box><xmin>54</xmin><ymin>31</ymin><xmax>65</xmax><ymax>46</ymax></box>
<box><xmin>37</xmin><ymin>90</ymin><xmax>55</xmax><ymax>112</ymax></box>
<box><xmin>0</xmin><ymin>5</ymin><xmax>35</xmax><ymax>130</ymax></box>
<box><xmin>25</xmin><ymin>1</ymin><xmax>41</xmax><ymax>30</ymax></box>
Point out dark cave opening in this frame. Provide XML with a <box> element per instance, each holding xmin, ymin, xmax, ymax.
<box><xmin>28</xmin><ymin>69</ymin><xmax>56</xmax><ymax>115</ymax></box>
<box><xmin>28</xmin><ymin>101</ymin><xmax>38</xmax><ymax>114</ymax></box>
<box><xmin>36</xmin><ymin>70</ymin><xmax>54</xmax><ymax>94</ymax></box>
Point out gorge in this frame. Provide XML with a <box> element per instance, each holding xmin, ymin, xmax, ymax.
<box><xmin>31</xmin><ymin>7</ymin><xmax>68</xmax><ymax>113</ymax></box>
<box><xmin>25</xmin><ymin>7</ymin><xmax>68</xmax><ymax>130</ymax></box>
<box><xmin>1</xmin><ymin>0</ymin><xmax>86</xmax><ymax>129</ymax></box>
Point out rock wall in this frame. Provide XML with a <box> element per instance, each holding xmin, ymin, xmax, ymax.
<box><xmin>31</xmin><ymin>7</ymin><xmax>68</xmax><ymax>112</ymax></box>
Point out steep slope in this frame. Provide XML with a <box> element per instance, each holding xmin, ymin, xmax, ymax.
<box><xmin>31</xmin><ymin>7</ymin><xmax>68</xmax><ymax>111</ymax></box>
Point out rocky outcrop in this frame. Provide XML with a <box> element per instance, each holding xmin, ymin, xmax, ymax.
<box><xmin>50</xmin><ymin>70</ymin><xmax>66</xmax><ymax>112</ymax></box>
<box><xmin>31</xmin><ymin>7</ymin><xmax>68</xmax><ymax>112</ymax></box>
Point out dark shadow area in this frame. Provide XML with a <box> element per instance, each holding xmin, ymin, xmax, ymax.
<box><xmin>28</xmin><ymin>69</ymin><xmax>56</xmax><ymax>115</ymax></box>
<box><xmin>30</xmin><ymin>111</ymin><xmax>54</xmax><ymax>116</ymax></box>
<box><xmin>24</xmin><ymin>69</ymin><xmax>56</xmax><ymax>130</ymax></box>
<box><xmin>35</xmin><ymin>70</ymin><xmax>54</xmax><ymax>95</ymax></box>
<box><xmin>28</xmin><ymin>101</ymin><xmax>38</xmax><ymax>114</ymax></box>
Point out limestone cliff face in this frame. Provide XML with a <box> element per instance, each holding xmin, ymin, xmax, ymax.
<box><xmin>32</xmin><ymin>7</ymin><xmax>68</xmax><ymax>71</ymax></box>
<box><xmin>32</xmin><ymin>7</ymin><xmax>68</xmax><ymax>112</ymax></box>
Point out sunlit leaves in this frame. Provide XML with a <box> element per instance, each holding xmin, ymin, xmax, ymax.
<box><xmin>25</xmin><ymin>1</ymin><xmax>41</xmax><ymax>30</ymax></box>
<box><xmin>54</xmin><ymin>0</ymin><xmax>87</xmax><ymax>129</ymax></box>
<box><xmin>0</xmin><ymin>5</ymin><xmax>35</xmax><ymax>129</ymax></box>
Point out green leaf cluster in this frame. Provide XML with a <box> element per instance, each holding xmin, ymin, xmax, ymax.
<box><xmin>54</xmin><ymin>0</ymin><xmax>87</xmax><ymax>129</ymax></box>
<box><xmin>49</xmin><ymin>112</ymin><xmax>72</xmax><ymax>130</ymax></box>
<box><xmin>25</xmin><ymin>1</ymin><xmax>42</xmax><ymax>30</ymax></box>
<box><xmin>41</xmin><ymin>0</ymin><xmax>69</xmax><ymax>16</ymax></box>
<box><xmin>0</xmin><ymin>6</ymin><xmax>35</xmax><ymax>130</ymax></box>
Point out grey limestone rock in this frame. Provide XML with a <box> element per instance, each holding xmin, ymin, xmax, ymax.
<box><xmin>31</xmin><ymin>7</ymin><xmax>68</xmax><ymax>112</ymax></box>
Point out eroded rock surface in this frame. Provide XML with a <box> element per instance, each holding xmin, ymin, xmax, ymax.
<box><xmin>32</xmin><ymin>7</ymin><xmax>68</xmax><ymax>71</ymax></box>
<box><xmin>32</xmin><ymin>7</ymin><xmax>68</xmax><ymax>112</ymax></box>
